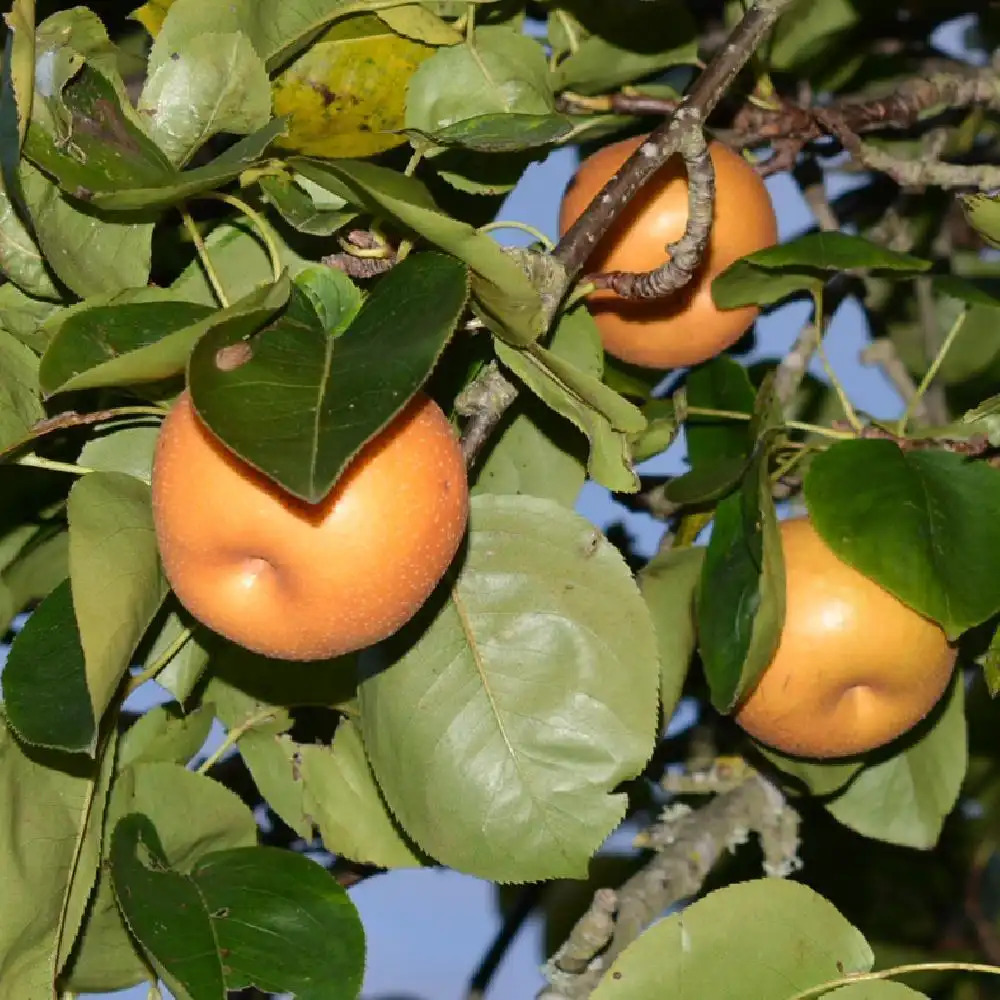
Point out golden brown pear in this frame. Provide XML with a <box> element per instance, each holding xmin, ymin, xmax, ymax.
<box><xmin>151</xmin><ymin>391</ymin><xmax>468</xmax><ymax>661</ymax></box>
<box><xmin>558</xmin><ymin>135</ymin><xmax>778</xmax><ymax>369</ymax></box>
<box><xmin>734</xmin><ymin>517</ymin><xmax>957</xmax><ymax>759</ymax></box>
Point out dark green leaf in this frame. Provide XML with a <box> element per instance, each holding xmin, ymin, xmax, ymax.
<box><xmin>664</xmin><ymin>455</ymin><xmax>749</xmax><ymax>505</ymax></box>
<box><xmin>406</xmin><ymin>112</ymin><xmax>578</xmax><ymax>152</ymax></box>
<box><xmin>685</xmin><ymin>356</ymin><xmax>755</xmax><ymax>467</ymax></box>
<box><xmin>804</xmin><ymin>439</ymin><xmax>1000</xmax><ymax>636</ymax></box>
<box><xmin>712</xmin><ymin>232</ymin><xmax>931</xmax><ymax>310</ymax></box>
<box><xmin>188</xmin><ymin>253</ymin><xmax>467</xmax><ymax>502</ymax></box>
<box><xmin>41</xmin><ymin>277</ymin><xmax>289</xmax><ymax>395</ymax></box>
<box><xmin>4</xmin><ymin>579</ymin><xmax>94</xmax><ymax>753</ymax></box>
<box><xmin>111</xmin><ymin>815</ymin><xmax>365</xmax><ymax>1000</ymax></box>
<box><xmin>697</xmin><ymin>445</ymin><xmax>785</xmax><ymax>712</ymax></box>
<box><xmin>39</xmin><ymin>299</ymin><xmax>214</xmax><ymax>395</ymax></box>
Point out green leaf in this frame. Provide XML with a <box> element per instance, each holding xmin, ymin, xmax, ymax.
<box><xmin>77</xmin><ymin>420</ymin><xmax>161</xmax><ymax>485</ymax></box>
<box><xmin>3</xmin><ymin>579</ymin><xmax>94</xmax><ymax>752</ymax></box>
<box><xmin>754</xmin><ymin>744</ymin><xmax>863</xmax><ymax>798</ymax></box>
<box><xmin>67</xmin><ymin>752</ymin><xmax>258</xmax><ymax>992</ymax></box>
<box><xmin>20</xmin><ymin>160</ymin><xmax>154</xmax><ymax>299</ymax></box>
<box><xmin>149</xmin><ymin>0</ymin><xmax>497</xmax><ymax>72</ymax></box>
<box><xmin>0</xmin><ymin>281</ymin><xmax>64</xmax><ymax>350</ymax></box>
<box><xmin>550</xmin><ymin>1</ymin><xmax>698</xmax><ymax>95</ymax></box>
<box><xmin>68</xmin><ymin>472</ymin><xmax>168</xmax><ymax>734</ymax></box>
<box><xmin>406</xmin><ymin>112</ymin><xmax>578</xmax><ymax>153</ymax></box>
<box><xmin>360</xmin><ymin>494</ymin><xmax>659</xmax><ymax>882</ymax></box>
<box><xmin>111</xmin><ymin>816</ymin><xmax>365</xmax><ymax>999</ymax></box>
<box><xmin>494</xmin><ymin>323</ymin><xmax>646</xmax><ymax>493</ymax></box>
<box><xmin>406</xmin><ymin>26</ymin><xmax>553</xmax><ymax>142</ymax></box>
<box><xmin>769</xmin><ymin>0</ymin><xmax>860</xmax><ymax>70</ymax></box>
<box><xmin>712</xmin><ymin>232</ymin><xmax>931</xmax><ymax>310</ymax></box>
<box><xmin>273</xmin><ymin>16</ymin><xmax>435</xmax><ymax>159</ymax></box>
<box><xmin>259</xmin><ymin>174</ymin><xmax>355</xmax><ymax>237</ymax></box>
<box><xmin>591</xmin><ymin>878</ymin><xmax>873</xmax><ymax>999</ymax></box>
<box><xmin>473</xmin><ymin>304</ymin><xmax>597</xmax><ymax>507</ymax></box>
<box><xmin>138</xmin><ymin>30</ymin><xmax>272</xmax><ymax>166</ymax></box>
<box><xmin>685</xmin><ymin>356</ymin><xmax>755</xmax><ymax>467</ymax></box>
<box><xmin>962</xmin><ymin>192</ymin><xmax>1000</xmax><ymax>249</ymax></box>
<box><xmin>823</xmin><ymin>984</ymin><xmax>928</xmax><ymax>999</ymax></box>
<box><xmin>137</xmin><ymin>603</ymin><xmax>212</xmax><ymax>704</ymax></box>
<box><xmin>88</xmin><ymin>119</ymin><xmax>288</xmax><ymax>212</ymax></box>
<box><xmin>631</xmin><ymin>398</ymin><xmax>680</xmax><ymax>463</ymax></box>
<box><xmin>189</xmin><ymin>253</ymin><xmax>467</xmax><ymax>503</ymax></box>
<box><xmin>171</xmin><ymin>219</ymin><xmax>310</xmax><ymax>304</ymax></box>
<box><xmin>120</xmin><ymin>703</ymin><xmax>216</xmax><ymax>768</ymax></box>
<box><xmin>109</xmin><ymin>760</ymin><xmax>259</xmax><ymax>872</ymax></box>
<box><xmin>0</xmin><ymin>328</ymin><xmax>43</xmax><ymax>452</ymax></box>
<box><xmin>0</xmin><ymin>172</ymin><xmax>60</xmax><ymax>299</ymax></box>
<box><xmin>698</xmin><ymin>441</ymin><xmax>785</xmax><ymax>712</ymax></box>
<box><xmin>804</xmin><ymin>439</ymin><xmax>1000</xmax><ymax>637</ymax></box>
<box><xmin>639</xmin><ymin>545</ymin><xmax>703</xmax><ymax>719</ymax></box>
<box><xmin>292</xmin><ymin>157</ymin><xmax>545</xmax><ymax>345</ymax></box>
<box><xmin>24</xmin><ymin>63</ymin><xmax>174</xmax><ymax>197</ymax></box>
<box><xmin>39</xmin><ymin>298</ymin><xmax>214</xmax><ymax>395</ymax></box>
<box><xmin>0</xmin><ymin>717</ymin><xmax>116</xmax><ymax>1000</ymax></box>
<box><xmin>3</xmin><ymin>0</ymin><xmax>35</xmax><ymax>154</ymax></box>
<box><xmin>825</xmin><ymin>677</ymin><xmax>967</xmax><ymax>849</ymax></box>
<box><xmin>377</xmin><ymin>5</ymin><xmax>462</xmax><ymax>44</ymax></box>
<box><xmin>41</xmin><ymin>277</ymin><xmax>290</xmax><ymax>395</ymax></box>
<box><xmin>300</xmin><ymin>718</ymin><xmax>423</xmax><ymax>867</ymax></box>
<box><xmin>665</xmin><ymin>455</ymin><xmax>750</xmax><ymax>505</ymax></box>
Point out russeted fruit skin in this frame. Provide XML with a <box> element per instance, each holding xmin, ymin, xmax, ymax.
<box><xmin>734</xmin><ymin>518</ymin><xmax>957</xmax><ymax>759</ymax></box>
<box><xmin>151</xmin><ymin>391</ymin><xmax>469</xmax><ymax>662</ymax></box>
<box><xmin>558</xmin><ymin>135</ymin><xmax>778</xmax><ymax>369</ymax></box>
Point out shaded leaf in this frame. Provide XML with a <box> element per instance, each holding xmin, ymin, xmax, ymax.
<box><xmin>697</xmin><ymin>386</ymin><xmax>785</xmax><ymax>712</ymax></box>
<box><xmin>3</xmin><ymin>579</ymin><xmax>93</xmax><ymax>752</ymax></box>
<box><xmin>0</xmin><ymin>328</ymin><xmax>43</xmax><ymax>452</ymax></box>
<box><xmin>360</xmin><ymin>494</ymin><xmax>659</xmax><ymax>882</ymax></box>
<box><xmin>259</xmin><ymin>173</ymin><xmax>355</xmax><ymax>236</ymax></box>
<box><xmin>20</xmin><ymin>160</ymin><xmax>154</xmax><ymax>299</ymax></box>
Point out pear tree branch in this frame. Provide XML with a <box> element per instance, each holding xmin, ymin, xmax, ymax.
<box><xmin>458</xmin><ymin>0</ymin><xmax>797</xmax><ymax>466</ymax></box>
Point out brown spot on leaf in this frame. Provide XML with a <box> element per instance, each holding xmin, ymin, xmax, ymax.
<box><xmin>215</xmin><ymin>342</ymin><xmax>253</xmax><ymax>371</ymax></box>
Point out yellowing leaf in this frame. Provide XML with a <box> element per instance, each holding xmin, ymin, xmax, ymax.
<box><xmin>129</xmin><ymin>0</ymin><xmax>174</xmax><ymax>37</ymax></box>
<box><xmin>272</xmin><ymin>15</ymin><xmax>434</xmax><ymax>158</ymax></box>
